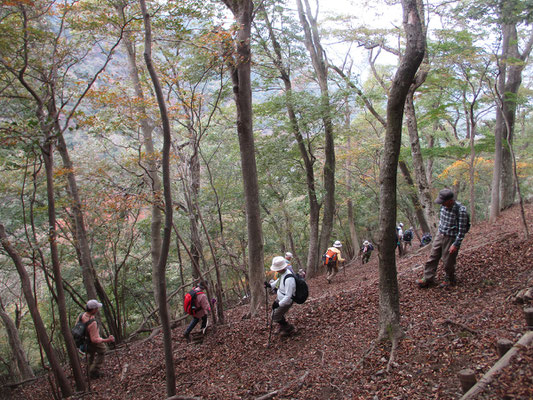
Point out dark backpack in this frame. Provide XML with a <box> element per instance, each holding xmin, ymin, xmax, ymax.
<box><xmin>455</xmin><ymin>205</ymin><xmax>471</xmax><ymax>234</ymax></box>
<box><xmin>403</xmin><ymin>230</ymin><xmax>413</xmax><ymax>241</ymax></box>
<box><xmin>283</xmin><ymin>274</ymin><xmax>309</xmax><ymax>304</ymax></box>
<box><xmin>71</xmin><ymin>313</ymin><xmax>95</xmax><ymax>348</ymax></box>
<box><xmin>322</xmin><ymin>248</ymin><xmax>337</xmax><ymax>267</ymax></box>
<box><xmin>367</xmin><ymin>243</ymin><xmax>374</xmax><ymax>251</ymax></box>
<box><xmin>184</xmin><ymin>289</ymin><xmax>203</xmax><ymax>315</ymax></box>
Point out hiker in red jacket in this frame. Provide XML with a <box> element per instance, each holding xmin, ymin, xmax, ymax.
<box><xmin>78</xmin><ymin>299</ymin><xmax>115</xmax><ymax>379</ymax></box>
<box><xmin>183</xmin><ymin>283</ymin><xmax>211</xmax><ymax>342</ymax></box>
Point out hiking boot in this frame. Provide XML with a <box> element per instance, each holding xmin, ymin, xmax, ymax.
<box><xmin>416</xmin><ymin>278</ymin><xmax>436</xmax><ymax>289</ymax></box>
<box><xmin>439</xmin><ymin>276</ymin><xmax>457</xmax><ymax>289</ymax></box>
<box><xmin>183</xmin><ymin>332</ymin><xmax>191</xmax><ymax>343</ymax></box>
<box><xmin>280</xmin><ymin>323</ymin><xmax>295</xmax><ymax>337</ymax></box>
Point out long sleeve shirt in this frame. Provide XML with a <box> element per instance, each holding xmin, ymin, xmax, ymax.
<box><xmin>270</xmin><ymin>270</ymin><xmax>296</xmax><ymax>307</ymax></box>
<box><xmin>438</xmin><ymin>201</ymin><xmax>469</xmax><ymax>248</ymax></box>
<box><xmin>192</xmin><ymin>288</ymin><xmax>211</xmax><ymax>318</ymax></box>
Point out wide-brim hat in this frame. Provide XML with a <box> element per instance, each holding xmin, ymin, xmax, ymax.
<box><xmin>435</xmin><ymin>188</ymin><xmax>454</xmax><ymax>204</ymax></box>
<box><xmin>333</xmin><ymin>240</ymin><xmax>342</xmax><ymax>248</ymax></box>
<box><xmin>271</xmin><ymin>256</ymin><xmax>287</xmax><ymax>272</ymax></box>
<box><xmin>363</xmin><ymin>241</ymin><xmax>369</xmax><ymax>246</ymax></box>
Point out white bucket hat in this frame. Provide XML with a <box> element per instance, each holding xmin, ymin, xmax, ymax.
<box><xmin>86</xmin><ymin>299</ymin><xmax>103</xmax><ymax>310</ymax></box>
<box><xmin>363</xmin><ymin>240</ymin><xmax>369</xmax><ymax>246</ymax></box>
<box><xmin>271</xmin><ymin>256</ymin><xmax>287</xmax><ymax>272</ymax></box>
<box><xmin>333</xmin><ymin>240</ymin><xmax>342</xmax><ymax>248</ymax></box>
<box><xmin>285</xmin><ymin>252</ymin><xmax>293</xmax><ymax>259</ymax></box>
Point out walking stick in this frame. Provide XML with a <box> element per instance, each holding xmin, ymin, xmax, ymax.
<box><xmin>265</xmin><ymin>285</ymin><xmax>269</xmax><ymax>328</ymax></box>
<box><xmin>267</xmin><ymin>308</ymin><xmax>275</xmax><ymax>348</ymax></box>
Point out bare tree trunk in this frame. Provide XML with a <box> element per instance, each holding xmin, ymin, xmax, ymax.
<box><xmin>296</xmin><ymin>0</ymin><xmax>336</xmax><ymax>263</ymax></box>
<box><xmin>120</xmin><ymin>14</ymin><xmax>163</xmax><ymax>308</ymax></box>
<box><xmin>139</xmin><ymin>0</ymin><xmax>175</xmax><ymax>395</ymax></box>
<box><xmin>0</xmin><ymin>296</ymin><xmax>34</xmax><ymax>381</ymax></box>
<box><xmin>378</xmin><ymin>0</ymin><xmax>425</xmax><ymax>342</ymax></box>
<box><xmin>0</xmin><ymin>224</ymin><xmax>73</xmax><ymax>398</ymax></box>
<box><xmin>398</xmin><ymin>161</ymin><xmax>430</xmax><ymax>233</ymax></box>
<box><xmin>41</xmin><ymin>126</ymin><xmax>85</xmax><ymax>391</ymax></box>
<box><xmin>222</xmin><ymin>0</ymin><xmax>265</xmax><ymax>316</ymax></box>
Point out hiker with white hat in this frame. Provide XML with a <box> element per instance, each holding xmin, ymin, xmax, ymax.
<box><xmin>284</xmin><ymin>252</ymin><xmax>295</xmax><ymax>274</ymax></box>
<box><xmin>264</xmin><ymin>256</ymin><xmax>296</xmax><ymax>337</ymax></box>
<box><xmin>360</xmin><ymin>240</ymin><xmax>374</xmax><ymax>264</ymax></box>
<box><xmin>76</xmin><ymin>299</ymin><xmax>114</xmax><ymax>379</ymax></box>
<box><xmin>324</xmin><ymin>240</ymin><xmax>345</xmax><ymax>284</ymax></box>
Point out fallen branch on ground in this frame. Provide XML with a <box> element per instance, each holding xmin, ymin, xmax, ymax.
<box><xmin>443</xmin><ymin>319</ymin><xmax>478</xmax><ymax>335</ymax></box>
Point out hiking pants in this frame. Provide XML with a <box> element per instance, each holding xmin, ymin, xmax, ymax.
<box><xmin>423</xmin><ymin>232</ymin><xmax>459</xmax><ymax>282</ymax></box>
<box><xmin>326</xmin><ymin>263</ymin><xmax>338</xmax><ymax>280</ymax></box>
<box><xmin>272</xmin><ymin>302</ymin><xmax>292</xmax><ymax>324</ymax></box>
<box><xmin>362</xmin><ymin>252</ymin><xmax>371</xmax><ymax>264</ymax></box>
<box><xmin>185</xmin><ymin>315</ymin><xmax>207</xmax><ymax>335</ymax></box>
<box><xmin>87</xmin><ymin>342</ymin><xmax>107</xmax><ymax>375</ymax></box>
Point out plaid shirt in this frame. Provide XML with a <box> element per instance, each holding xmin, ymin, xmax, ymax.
<box><xmin>438</xmin><ymin>201</ymin><xmax>468</xmax><ymax>248</ymax></box>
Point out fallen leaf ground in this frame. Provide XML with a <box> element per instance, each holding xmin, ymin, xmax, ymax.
<box><xmin>9</xmin><ymin>203</ymin><xmax>533</xmax><ymax>400</ymax></box>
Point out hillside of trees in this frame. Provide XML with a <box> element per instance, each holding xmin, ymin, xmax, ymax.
<box><xmin>0</xmin><ymin>0</ymin><xmax>532</xmax><ymax>398</ymax></box>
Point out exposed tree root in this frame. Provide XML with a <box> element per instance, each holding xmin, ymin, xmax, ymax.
<box><xmin>442</xmin><ymin>319</ymin><xmax>479</xmax><ymax>335</ymax></box>
<box><xmin>346</xmin><ymin>340</ymin><xmax>377</xmax><ymax>377</ymax></box>
<box><xmin>254</xmin><ymin>371</ymin><xmax>309</xmax><ymax>400</ymax></box>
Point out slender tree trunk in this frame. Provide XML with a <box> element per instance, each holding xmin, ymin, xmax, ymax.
<box><xmin>398</xmin><ymin>161</ymin><xmax>430</xmax><ymax>233</ymax></box>
<box><xmin>378</xmin><ymin>0</ymin><xmax>425</xmax><ymax>342</ymax></box>
<box><xmin>222</xmin><ymin>0</ymin><xmax>264</xmax><ymax>316</ymax></box>
<box><xmin>41</xmin><ymin>126</ymin><xmax>85</xmax><ymax>391</ymax></box>
<box><xmin>258</xmin><ymin>5</ymin><xmax>320</xmax><ymax>276</ymax></box>
<box><xmin>120</xmin><ymin>18</ymin><xmax>163</xmax><ymax>308</ymax></box>
<box><xmin>139</xmin><ymin>0</ymin><xmax>175</xmax><ymax>395</ymax></box>
<box><xmin>296</xmin><ymin>0</ymin><xmax>336</xmax><ymax>262</ymax></box>
<box><xmin>0</xmin><ymin>224</ymin><xmax>73</xmax><ymax>398</ymax></box>
<box><xmin>0</xmin><ymin>296</ymin><xmax>34</xmax><ymax>381</ymax></box>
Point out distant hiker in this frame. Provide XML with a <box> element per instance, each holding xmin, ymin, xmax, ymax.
<box><xmin>396</xmin><ymin>228</ymin><xmax>403</xmax><ymax>257</ymax></box>
<box><xmin>76</xmin><ymin>299</ymin><xmax>115</xmax><ymax>379</ymax></box>
<box><xmin>360</xmin><ymin>240</ymin><xmax>374</xmax><ymax>264</ymax></box>
<box><xmin>417</xmin><ymin>189</ymin><xmax>470</xmax><ymax>289</ymax></box>
<box><xmin>397</xmin><ymin>223</ymin><xmax>404</xmax><ymax>240</ymax></box>
<box><xmin>324</xmin><ymin>240</ymin><xmax>345</xmax><ymax>284</ymax></box>
<box><xmin>183</xmin><ymin>282</ymin><xmax>211</xmax><ymax>342</ymax></box>
<box><xmin>264</xmin><ymin>256</ymin><xmax>296</xmax><ymax>337</ymax></box>
<box><xmin>284</xmin><ymin>252</ymin><xmax>295</xmax><ymax>274</ymax></box>
<box><xmin>420</xmin><ymin>232</ymin><xmax>432</xmax><ymax>247</ymax></box>
<box><xmin>402</xmin><ymin>227</ymin><xmax>414</xmax><ymax>253</ymax></box>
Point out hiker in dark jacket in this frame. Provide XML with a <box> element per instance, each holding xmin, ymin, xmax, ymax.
<box><xmin>183</xmin><ymin>283</ymin><xmax>211</xmax><ymax>342</ymax></box>
<box><xmin>360</xmin><ymin>240</ymin><xmax>373</xmax><ymax>264</ymax></box>
<box><xmin>417</xmin><ymin>189</ymin><xmax>469</xmax><ymax>289</ymax></box>
<box><xmin>265</xmin><ymin>256</ymin><xmax>296</xmax><ymax>337</ymax></box>
<box><xmin>78</xmin><ymin>299</ymin><xmax>115</xmax><ymax>379</ymax></box>
<box><xmin>402</xmin><ymin>227</ymin><xmax>414</xmax><ymax>253</ymax></box>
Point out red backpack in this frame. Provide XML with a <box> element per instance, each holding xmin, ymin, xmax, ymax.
<box><xmin>184</xmin><ymin>289</ymin><xmax>203</xmax><ymax>315</ymax></box>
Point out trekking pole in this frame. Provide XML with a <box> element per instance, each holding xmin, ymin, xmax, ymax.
<box><xmin>86</xmin><ymin>350</ymin><xmax>91</xmax><ymax>391</ymax></box>
<box><xmin>265</xmin><ymin>285</ymin><xmax>268</xmax><ymax>329</ymax></box>
<box><xmin>267</xmin><ymin>308</ymin><xmax>275</xmax><ymax>348</ymax></box>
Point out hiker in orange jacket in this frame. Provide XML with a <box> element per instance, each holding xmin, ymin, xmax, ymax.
<box><xmin>326</xmin><ymin>240</ymin><xmax>345</xmax><ymax>283</ymax></box>
<box><xmin>183</xmin><ymin>282</ymin><xmax>211</xmax><ymax>342</ymax></box>
<box><xmin>78</xmin><ymin>299</ymin><xmax>115</xmax><ymax>379</ymax></box>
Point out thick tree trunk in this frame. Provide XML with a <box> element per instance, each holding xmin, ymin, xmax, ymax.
<box><xmin>223</xmin><ymin>0</ymin><xmax>264</xmax><ymax>316</ymax></box>
<box><xmin>139</xmin><ymin>0</ymin><xmax>176</xmax><ymax>395</ymax></box>
<box><xmin>0</xmin><ymin>224</ymin><xmax>73</xmax><ymax>398</ymax></box>
<box><xmin>378</xmin><ymin>0</ymin><xmax>425</xmax><ymax>342</ymax></box>
<box><xmin>0</xmin><ymin>296</ymin><xmax>34</xmax><ymax>381</ymax></box>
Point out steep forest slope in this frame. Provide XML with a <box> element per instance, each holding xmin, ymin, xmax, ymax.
<box><xmin>9</xmin><ymin>203</ymin><xmax>533</xmax><ymax>400</ymax></box>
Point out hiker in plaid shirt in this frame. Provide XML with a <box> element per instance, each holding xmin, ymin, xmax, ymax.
<box><xmin>417</xmin><ymin>189</ymin><xmax>469</xmax><ymax>288</ymax></box>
